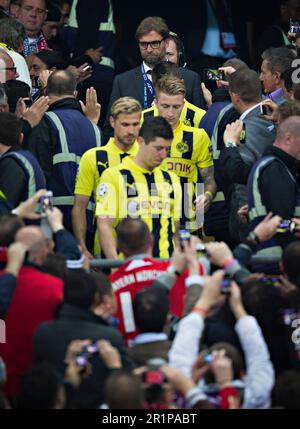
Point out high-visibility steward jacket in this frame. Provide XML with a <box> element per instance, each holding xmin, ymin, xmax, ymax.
<box><xmin>66</xmin><ymin>0</ymin><xmax>116</xmax><ymax>82</ymax></box>
<box><xmin>248</xmin><ymin>156</ymin><xmax>300</xmax><ymax>273</ymax></box>
<box><xmin>204</xmin><ymin>103</ymin><xmax>233</xmax><ymax>237</ymax></box>
<box><xmin>44</xmin><ymin>110</ymin><xmax>101</xmax><ymax>232</ymax></box>
<box><xmin>0</xmin><ymin>149</ymin><xmax>46</xmax><ymax>200</ymax></box>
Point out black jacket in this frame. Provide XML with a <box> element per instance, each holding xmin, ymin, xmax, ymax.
<box><xmin>108</xmin><ymin>65</ymin><xmax>205</xmax><ymax>109</ymax></box>
<box><xmin>32</xmin><ymin>303</ymin><xmax>134</xmax><ymax>408</ymax></box>
<box><xmin>0</xmin><ymin>146</ymin><xmax>30</xmax><ymax>207</ymax></box>
<box><xmin>253</xmin><ymin>146</ymin><xmax>300</xmax><ymax>249</ymax></box>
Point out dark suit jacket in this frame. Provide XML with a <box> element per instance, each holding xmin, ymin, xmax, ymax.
<box><xmin>32</xmin><ymin>304</ymin><xmax>134</xmax><ymax>409</ymax></box>
<box><xmin>103</xmin><ymin>65</ymin><xmax>205</xmax><ymax>140</ymax></box>
<box><xmin>109</xmin><ymin>65</ymin><xmax>205</xmax><ymax>109</ymax></box>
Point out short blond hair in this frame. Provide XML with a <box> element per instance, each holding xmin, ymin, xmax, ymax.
<box><xmin>155</xmin><ymin>75</ymin><xmax>186</xmax><ymax>97</ymax></box>
<box><xmin>110</xmin><ymin>97</ymin><xmax>142</xmax><ymax>119</ymax></box>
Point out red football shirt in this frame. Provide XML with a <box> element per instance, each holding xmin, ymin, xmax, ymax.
<box><xmin>109</xmin><ymin>257</ymin><xmax>204</xmax><ymax>343</ymax></box>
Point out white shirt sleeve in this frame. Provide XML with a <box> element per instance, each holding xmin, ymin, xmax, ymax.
<box><xmin>235</xmin><ymin>315</ymin><xmax>275</xmax><ymax>409</ymax></box>
<box><xmin>168</xmin><ymin>312</ymin><xmax>205</xmax><ymax>378</ymax></box>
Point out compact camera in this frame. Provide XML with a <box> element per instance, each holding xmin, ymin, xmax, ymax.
<box><xmin>75</xmin><ymin>342</ymin><xmax>98</xmax><ymax>368</ymax></box>
<box><xmin>203</xmin><ymin>353</ymin><xmax>213</xmax><ymax>364</ymax></box>
<box><xmin>39</xmin><ymin>191</ymin><xmax>54</xmax><ymax>213</ymax></box>
<box><xmin>260</xmin><ymin>104</ymin><xmax>272</xmax><ymax>116</ymax></box>
<box><xmin>179</xmin><ymin>229</ymin><xmax>191</xmax><ymax>251</ymax></box>
<box><xmin>290</xmin><ymin>19</ymin><xmax>300</xmax><ymax>34</ymax></box>
<box><xmin>221</xmin><ymin>276</ymin><xmax>232</xmax><ymax>294</ymax></box>
<box><xmin>276</xmin><ymin>220</ymin><xmax>296</xmax><ymax>234</ymax></box>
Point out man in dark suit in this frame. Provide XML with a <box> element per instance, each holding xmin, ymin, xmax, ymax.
<box><xmin>104</xmin><ymin>16</ymin><xmax>205</xmax><ymax>140</ymax></box>
<box><xmin>32</xmin><ymin>270</ymin><xmax>133</xmax><ymax>409</ymax></box>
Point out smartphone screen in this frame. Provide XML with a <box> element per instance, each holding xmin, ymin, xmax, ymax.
<box><xmin>203</xmin><ymin>68</ymin><xmax>225</xmax><ymax>81</ymax></box>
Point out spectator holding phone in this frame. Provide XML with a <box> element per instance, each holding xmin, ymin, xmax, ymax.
<box><xmin>169</xmin><ymin>271</ymin><xmax>275</xmax><ymax>409</ymax></box>
<box><xmin>33</xmin><ymin>269</ymin><xmax>133</xmax><ymax>409</ymax></box>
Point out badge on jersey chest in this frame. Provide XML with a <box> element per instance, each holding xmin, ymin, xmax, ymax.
<box><xmin>183</xmin><ymin>119</ymin><xmax>192</xmax><ymax>127</ymax></box>
<box><xmin>176</xmin><ymin>142</ymin><xmax>190</xmax><ymax>154</ymax></box>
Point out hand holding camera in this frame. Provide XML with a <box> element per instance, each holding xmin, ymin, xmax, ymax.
<box><xmin>160</xmin><ymin>364</ymin><xmax>196</xmax><ymax>396</ymax></box>
<box><xmin>98</xmin><ymin>340</ymin><xmax>122</xmax><ymax>369</ymax></box>
<box><xmin>253</xmin><ymin>212</ymin><xmax>282</xmax><ymax>241</ymax></box>
<box><xmin>64</xmin><ymin>339</ymin><xmax>94</xmax><ymax>386</ymax></box>
<box><xmin>228</xmin><ymin>281</ymin><xmax>247</xmax><ymax>320</ymax></box>
<box><xmin>204</xmin><ymin>68</ymin><xmax>225</xmax><ymax>82</ymax></box>
<box><xmin>15</xmin><ymin>95</ymin><xmax>49</xmax><ymax>128</ymax></box>
<box><xmin>44</xmin><ymin>205</ymin><xmax>62</xmax><ymax>224</ymax></box>
<box><xmin>289</xmin><ymin>19</ymin><xmax>300</xmax><ymax>37</ymax></box>
<box><xmin>204</xmin><ymin>241</ymin><xmax>233</xmax><ymax>269</ymax></box>
<box><xmin>260</xmin><ymin>99</ymin><xmax>279</xmax><ymax>123</ymax></box>
<box><xmin>193</xmin><ymin>270</ymin><xmax>225</xmax><ymax>316</ymax></box>
<box><xmin>12</xmin><ymin>188</ymin><xmax>47</xmax><ymax>220</ymax></box>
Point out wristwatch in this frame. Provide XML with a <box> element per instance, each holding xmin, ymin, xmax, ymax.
<box><xmin>246</xmin><ymin>230</ymin><xmax>260</xmax><ymax>246</ymax></box>
<box><xmin>225</xmin><ymin>141</ymin><xmax>237</xmax><ymax>148</ymax></box>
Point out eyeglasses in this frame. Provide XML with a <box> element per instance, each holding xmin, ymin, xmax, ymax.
<box><xmin>139</xmin><ymin>39</ymin><xmax>164</xmax><ymax>50</ymax></box>
<box><xmin>21</xmin><ymin>5</ymin><xmax>47</xmax><ymax>15</ymax></box>
<box><xmin>0</xmin><ymin>67</ymin><xmax>17</xmax><ymax>73</ymax></box>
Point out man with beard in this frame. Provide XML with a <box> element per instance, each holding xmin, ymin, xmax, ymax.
<box><xmin>104</xmin><ymin>17</ymin><xmax>205</xmax><ymax>140</ymax></box>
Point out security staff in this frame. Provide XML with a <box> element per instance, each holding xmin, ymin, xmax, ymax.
<box><xmin>247</xmin><ymin>116</ymin><xmax>300</xmax><ymax>273</ymax></box>
<box><xmin>0</xmin><ymin>112</ymin><xmax>45</xmax><ymax>207</ymax></box>
<box><xmin>96</xmin><ymin>116</ymin><xmax>182</xmax><ymax>259</ymax></box>
<box><xmin>72</xmin><ymin>97</ymin><xmax>142</xmax><ymax>257</ymax></box>
<box><xmin>26</xmin><ymin>70</ymin><xmax>101</xmax><ymax>235</ymax></box>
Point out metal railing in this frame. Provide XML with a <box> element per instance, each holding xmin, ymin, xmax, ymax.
<box><xmin>90</xmin><ymin>255</ymin><xmax>281</xmax><ymax>269</ymax></box>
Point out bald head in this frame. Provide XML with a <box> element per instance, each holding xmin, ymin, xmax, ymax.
<box><xmin>116</xmin><ymin>218</ymin><xmax>152</xmax><ymax>257</ymax></box>
<box><xmin>275</xmin><ymin>116</ymin><xmax>300</xmax><ymax>160</ymax></box>
<box><xmin>15</xmin><ymin>226</ymin><xmax>44</xmax><ymax>247</ymax></box>
<box><xmin>276</xmin><ymin>116</ymin><xmax>300</xmax><ymax>140</ymax></box>
<box><xmin>15</xmin><ymin>226</ymin><xmax>49</xmax><ymax>265</ymax></box>
<box><xmin>47</xmin><ymin>69</ymin><xmax>77</xmax><ymax>97</ymax></box>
